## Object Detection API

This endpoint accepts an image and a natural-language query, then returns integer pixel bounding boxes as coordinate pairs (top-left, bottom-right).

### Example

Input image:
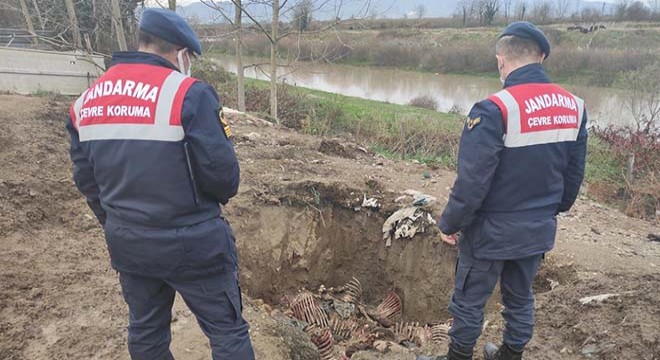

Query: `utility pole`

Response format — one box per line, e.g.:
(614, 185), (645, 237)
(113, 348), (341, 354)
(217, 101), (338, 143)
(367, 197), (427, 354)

(18, 0), (38, 45)
(63, 0), (83, 49)
(111, 0), (128, 50)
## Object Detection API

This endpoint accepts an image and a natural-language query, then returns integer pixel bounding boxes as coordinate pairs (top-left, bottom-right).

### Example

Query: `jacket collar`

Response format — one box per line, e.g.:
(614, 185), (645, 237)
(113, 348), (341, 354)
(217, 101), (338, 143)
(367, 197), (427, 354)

(110, 51), (179, 71)
(503, 63), (551, 88)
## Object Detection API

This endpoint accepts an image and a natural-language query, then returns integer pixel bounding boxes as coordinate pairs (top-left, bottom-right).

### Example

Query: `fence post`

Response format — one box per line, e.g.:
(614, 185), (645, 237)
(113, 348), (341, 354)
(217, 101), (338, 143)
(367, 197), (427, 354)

(624, 152), (635, 206)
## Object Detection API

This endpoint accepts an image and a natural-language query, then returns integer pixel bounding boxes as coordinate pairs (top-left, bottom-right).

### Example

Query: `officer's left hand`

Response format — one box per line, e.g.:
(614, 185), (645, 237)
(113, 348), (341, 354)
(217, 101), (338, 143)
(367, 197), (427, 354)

(440, 232), (458, 246)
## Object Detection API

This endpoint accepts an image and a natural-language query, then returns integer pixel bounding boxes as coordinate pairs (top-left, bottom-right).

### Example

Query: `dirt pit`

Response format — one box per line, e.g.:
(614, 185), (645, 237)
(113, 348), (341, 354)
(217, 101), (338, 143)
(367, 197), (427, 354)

(232, 203), (457, 323)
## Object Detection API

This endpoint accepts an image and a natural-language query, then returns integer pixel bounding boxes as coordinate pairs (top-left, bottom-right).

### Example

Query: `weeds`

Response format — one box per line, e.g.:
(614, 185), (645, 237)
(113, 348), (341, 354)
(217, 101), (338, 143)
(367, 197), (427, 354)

(408, 95), (439, 110)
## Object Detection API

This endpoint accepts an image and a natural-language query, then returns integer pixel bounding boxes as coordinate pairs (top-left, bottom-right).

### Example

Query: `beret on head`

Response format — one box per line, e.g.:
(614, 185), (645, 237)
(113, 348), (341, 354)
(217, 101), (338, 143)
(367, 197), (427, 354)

(499, 21), (551, 59)
(140, 8), (202, 55)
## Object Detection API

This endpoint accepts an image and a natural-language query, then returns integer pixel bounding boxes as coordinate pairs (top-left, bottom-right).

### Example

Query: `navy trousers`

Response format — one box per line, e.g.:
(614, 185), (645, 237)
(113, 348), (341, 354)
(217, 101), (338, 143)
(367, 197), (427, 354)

(118, 270), (255, 360)
(448, 253), (543, 350)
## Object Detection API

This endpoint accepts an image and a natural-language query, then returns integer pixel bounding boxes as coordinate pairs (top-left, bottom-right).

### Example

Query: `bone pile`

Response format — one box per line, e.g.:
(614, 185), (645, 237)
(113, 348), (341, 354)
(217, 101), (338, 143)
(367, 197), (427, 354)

(286, 277), (452, 359)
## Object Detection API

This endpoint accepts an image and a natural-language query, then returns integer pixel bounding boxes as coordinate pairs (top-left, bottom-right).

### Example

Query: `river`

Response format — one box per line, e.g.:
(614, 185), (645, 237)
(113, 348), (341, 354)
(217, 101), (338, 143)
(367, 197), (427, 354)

(213, 54), (638, 128)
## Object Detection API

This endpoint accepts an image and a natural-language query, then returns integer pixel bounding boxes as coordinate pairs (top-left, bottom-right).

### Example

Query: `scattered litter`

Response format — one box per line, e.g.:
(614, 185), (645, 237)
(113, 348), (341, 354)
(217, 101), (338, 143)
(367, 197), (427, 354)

(361, 194), (381, 210)
(579, 293), (620, 305)
(404, 189), (437, 207)
(394, 195), (408, 203)
(244, 132), (262, 142)
(382, 207), (437, 247)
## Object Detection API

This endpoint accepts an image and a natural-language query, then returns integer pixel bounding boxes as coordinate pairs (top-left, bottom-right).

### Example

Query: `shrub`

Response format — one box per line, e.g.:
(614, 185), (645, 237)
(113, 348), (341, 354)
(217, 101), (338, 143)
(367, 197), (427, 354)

(408, 95), (438, 110)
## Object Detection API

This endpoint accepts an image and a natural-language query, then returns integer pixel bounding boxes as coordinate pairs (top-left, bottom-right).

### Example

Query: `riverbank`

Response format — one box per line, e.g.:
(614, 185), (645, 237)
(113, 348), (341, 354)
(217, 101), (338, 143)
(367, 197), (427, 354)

(195, 61), (658, 220)
(203, 22), (660, 88)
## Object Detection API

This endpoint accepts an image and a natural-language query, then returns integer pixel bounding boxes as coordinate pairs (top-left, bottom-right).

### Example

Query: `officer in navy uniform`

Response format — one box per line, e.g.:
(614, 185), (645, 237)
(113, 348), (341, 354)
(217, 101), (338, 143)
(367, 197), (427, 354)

(66, 9), (255, 360)
(418, 22), (588, 360)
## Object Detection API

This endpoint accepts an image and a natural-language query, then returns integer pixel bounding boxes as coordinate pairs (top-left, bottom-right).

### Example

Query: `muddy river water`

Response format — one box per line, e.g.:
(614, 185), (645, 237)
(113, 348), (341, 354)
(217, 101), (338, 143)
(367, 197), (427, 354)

(214, 54), (642, 128)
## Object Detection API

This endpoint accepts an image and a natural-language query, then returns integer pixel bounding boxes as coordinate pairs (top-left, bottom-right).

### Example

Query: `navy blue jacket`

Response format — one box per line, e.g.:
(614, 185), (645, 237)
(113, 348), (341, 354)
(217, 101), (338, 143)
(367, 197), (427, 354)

(439, 64), (587, 260)
(66, 52), (240, 277)
(66, 52), (239, 228)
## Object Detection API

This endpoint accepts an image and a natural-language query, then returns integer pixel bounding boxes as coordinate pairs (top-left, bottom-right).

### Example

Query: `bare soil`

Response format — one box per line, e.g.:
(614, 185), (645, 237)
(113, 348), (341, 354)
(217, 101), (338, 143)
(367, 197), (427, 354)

(0, 94), (658, 360)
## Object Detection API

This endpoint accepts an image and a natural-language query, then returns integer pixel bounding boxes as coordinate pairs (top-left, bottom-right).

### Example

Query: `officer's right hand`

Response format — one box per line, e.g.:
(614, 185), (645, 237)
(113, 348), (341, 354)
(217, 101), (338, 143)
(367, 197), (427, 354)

(440, 232), (458, 246)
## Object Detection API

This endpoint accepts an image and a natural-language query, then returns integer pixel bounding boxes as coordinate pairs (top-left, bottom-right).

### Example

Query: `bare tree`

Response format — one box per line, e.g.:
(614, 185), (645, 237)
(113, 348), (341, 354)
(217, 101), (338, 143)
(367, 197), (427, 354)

(554, 0), (570, 19)
(620, 64), (660, 134)
(480, 0), (499, 25)
(503, 0), (513, 20)
(64, 0), (83, 49)
(516, 0), (528, 20)
(234, 0), (245, 111)
(293, 0), (313, 32)
(531, 1), (552, 23)
(456, 0), (471, 27)
(111, 0), (127, 50)
(168, 0), (176, 11)
(626, 1), (650, 21)
(268, 0), (279, 119)
(17, 0), (37, 45)
(615, 0), (629, 20)
(30, 0), (45, 30)
(415, 4), (427, 19)
(201, 0), (358, 121)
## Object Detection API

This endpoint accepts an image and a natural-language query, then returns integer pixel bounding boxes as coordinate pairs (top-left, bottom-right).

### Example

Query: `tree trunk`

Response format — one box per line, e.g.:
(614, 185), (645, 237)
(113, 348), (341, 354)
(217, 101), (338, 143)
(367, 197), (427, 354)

(168, 0), (176, 11)
(18, 0), (37, 45)
(235, 0), (246, 112)
(111, 0), (128, 51)
(30, 0), (45, 30)
(269, 0), (279, 120)
(63, 0), (83, 49)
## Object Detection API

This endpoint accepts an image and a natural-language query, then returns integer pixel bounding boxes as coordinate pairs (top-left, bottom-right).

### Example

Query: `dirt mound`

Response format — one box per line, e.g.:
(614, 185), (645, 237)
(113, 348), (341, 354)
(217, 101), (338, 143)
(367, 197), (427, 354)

(1, 94), (659, 359)
(532, 273), (660, 359)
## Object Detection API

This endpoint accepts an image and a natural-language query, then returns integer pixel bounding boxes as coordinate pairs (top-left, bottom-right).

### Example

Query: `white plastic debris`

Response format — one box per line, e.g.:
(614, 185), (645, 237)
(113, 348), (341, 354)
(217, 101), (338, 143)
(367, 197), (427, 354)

(579, 293), (620, 305)
(362, 194), (381, 209)
(382, 207), (437, 247)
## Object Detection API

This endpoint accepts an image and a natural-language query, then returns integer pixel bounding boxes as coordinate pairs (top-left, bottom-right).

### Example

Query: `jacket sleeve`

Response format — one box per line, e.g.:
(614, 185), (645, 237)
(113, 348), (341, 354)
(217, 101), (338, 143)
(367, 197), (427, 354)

(66, 117), (106, 226)
(181, 82), (240, 205)
(439, 101), (505, 235)
(558, 109), (588, 213)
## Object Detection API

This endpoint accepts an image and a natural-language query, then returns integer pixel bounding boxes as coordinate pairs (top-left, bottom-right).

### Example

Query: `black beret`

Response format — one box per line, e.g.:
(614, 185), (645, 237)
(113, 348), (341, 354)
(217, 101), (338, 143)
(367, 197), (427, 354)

(140, 8), (202, 55)
(500, 21), (551, 59)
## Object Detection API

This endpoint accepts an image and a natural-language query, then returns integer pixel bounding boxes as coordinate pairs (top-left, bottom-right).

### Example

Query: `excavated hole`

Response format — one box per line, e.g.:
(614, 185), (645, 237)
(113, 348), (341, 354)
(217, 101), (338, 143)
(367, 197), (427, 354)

(233, 204), (575, 323)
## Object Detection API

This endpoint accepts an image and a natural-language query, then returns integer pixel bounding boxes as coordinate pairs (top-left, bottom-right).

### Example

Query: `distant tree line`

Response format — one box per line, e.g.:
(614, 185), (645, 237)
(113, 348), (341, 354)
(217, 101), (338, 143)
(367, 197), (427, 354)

(454, 0), (660, 27)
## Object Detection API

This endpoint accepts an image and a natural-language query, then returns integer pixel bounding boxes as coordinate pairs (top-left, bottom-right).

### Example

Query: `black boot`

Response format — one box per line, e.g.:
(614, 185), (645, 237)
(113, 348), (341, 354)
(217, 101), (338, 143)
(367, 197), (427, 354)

(417, 343), (473, 360)
(483, 342), (524, 360)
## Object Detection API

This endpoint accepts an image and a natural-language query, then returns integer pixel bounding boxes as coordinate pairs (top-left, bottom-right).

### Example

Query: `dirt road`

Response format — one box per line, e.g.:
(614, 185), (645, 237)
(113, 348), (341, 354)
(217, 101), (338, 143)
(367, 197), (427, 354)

(0, 94), (658, 359)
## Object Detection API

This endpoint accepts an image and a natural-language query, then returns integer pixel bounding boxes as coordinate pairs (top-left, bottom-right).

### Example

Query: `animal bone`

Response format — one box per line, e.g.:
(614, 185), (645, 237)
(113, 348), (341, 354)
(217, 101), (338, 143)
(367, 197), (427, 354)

(339, 277), (363, 303)
(310, 327), (335, 360)
(291, 291), (330, 328)
(431, 323), (451, 344)
(330, 315), (359, 342)
(370, 291), (403, 327)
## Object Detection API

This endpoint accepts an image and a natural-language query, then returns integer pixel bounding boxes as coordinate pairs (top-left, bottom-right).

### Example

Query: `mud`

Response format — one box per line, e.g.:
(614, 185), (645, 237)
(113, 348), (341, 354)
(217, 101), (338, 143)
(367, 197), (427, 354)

(0, 94), (659, 359)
